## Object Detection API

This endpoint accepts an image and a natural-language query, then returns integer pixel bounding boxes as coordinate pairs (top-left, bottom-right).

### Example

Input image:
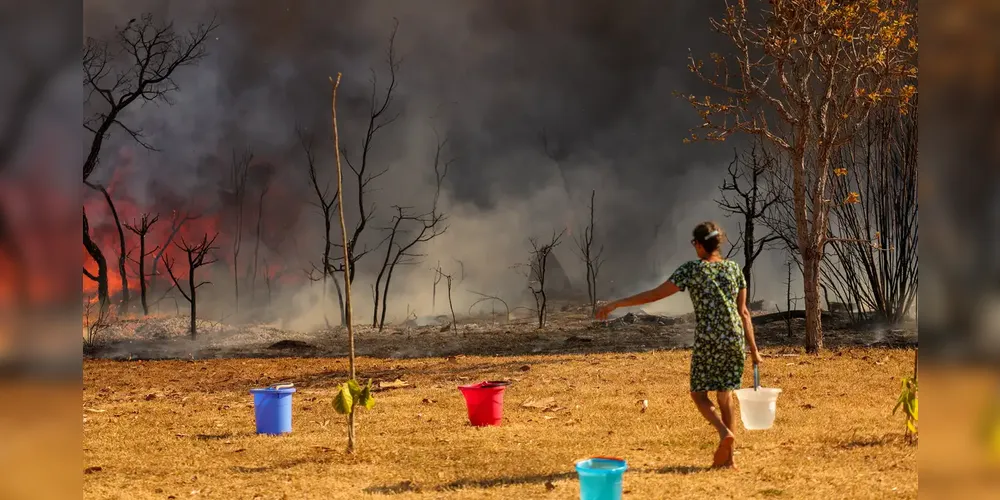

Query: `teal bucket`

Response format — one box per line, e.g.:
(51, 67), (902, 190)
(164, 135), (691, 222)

(575, 457), (627, 500)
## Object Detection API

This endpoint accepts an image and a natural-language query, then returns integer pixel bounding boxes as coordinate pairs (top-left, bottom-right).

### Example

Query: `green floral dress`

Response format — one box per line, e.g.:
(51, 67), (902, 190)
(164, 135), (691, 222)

(668, 259), (747, 392)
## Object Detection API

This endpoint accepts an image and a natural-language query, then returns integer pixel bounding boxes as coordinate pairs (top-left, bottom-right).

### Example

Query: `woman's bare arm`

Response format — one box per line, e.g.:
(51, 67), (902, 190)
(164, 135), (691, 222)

(736, 288), (761, 364)
(609, 280), (681, 310)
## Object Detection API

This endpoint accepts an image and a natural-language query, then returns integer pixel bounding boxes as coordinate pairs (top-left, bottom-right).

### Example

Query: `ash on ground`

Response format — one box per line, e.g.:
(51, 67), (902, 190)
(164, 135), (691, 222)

(84, 304), (917, 361)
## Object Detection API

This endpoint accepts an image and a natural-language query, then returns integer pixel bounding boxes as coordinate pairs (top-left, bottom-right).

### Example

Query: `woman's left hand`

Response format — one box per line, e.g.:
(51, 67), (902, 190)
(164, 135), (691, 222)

(595, 302), (616, 321)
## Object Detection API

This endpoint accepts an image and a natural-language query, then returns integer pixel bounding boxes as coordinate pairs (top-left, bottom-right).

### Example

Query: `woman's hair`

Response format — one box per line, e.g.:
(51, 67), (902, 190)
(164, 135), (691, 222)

(692, 221), (725, 254)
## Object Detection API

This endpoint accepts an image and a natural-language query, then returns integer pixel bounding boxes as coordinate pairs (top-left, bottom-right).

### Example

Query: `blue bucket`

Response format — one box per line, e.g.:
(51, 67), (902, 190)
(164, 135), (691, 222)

(250, 385), (296, 435)
(575, 457), (627, 500)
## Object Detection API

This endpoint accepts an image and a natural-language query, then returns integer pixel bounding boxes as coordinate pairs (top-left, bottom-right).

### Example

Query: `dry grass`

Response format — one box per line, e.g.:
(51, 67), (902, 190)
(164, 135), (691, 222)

(83, 348), (916, 499)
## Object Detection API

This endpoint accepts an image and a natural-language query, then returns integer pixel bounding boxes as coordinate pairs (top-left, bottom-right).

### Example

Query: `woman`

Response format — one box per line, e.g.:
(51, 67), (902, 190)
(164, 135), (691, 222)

(596, 221), (762, 469)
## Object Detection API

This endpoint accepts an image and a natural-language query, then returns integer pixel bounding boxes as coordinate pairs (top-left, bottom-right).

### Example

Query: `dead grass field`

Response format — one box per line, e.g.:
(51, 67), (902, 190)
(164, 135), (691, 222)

(83, 348), (916, 499)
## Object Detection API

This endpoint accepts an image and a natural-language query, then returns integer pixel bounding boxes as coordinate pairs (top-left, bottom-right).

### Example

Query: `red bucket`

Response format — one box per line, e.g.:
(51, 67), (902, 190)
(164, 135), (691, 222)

(458, 381), (510, 426)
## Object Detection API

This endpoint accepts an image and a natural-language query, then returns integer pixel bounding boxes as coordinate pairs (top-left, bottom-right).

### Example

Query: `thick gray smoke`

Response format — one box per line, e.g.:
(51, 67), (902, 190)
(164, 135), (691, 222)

(82, 0), (794, 328)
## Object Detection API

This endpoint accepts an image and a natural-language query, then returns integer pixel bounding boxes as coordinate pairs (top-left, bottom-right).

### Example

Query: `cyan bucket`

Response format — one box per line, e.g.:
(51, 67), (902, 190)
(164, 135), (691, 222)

(575, 457), (627, 500)
(250, 384), (296, 435)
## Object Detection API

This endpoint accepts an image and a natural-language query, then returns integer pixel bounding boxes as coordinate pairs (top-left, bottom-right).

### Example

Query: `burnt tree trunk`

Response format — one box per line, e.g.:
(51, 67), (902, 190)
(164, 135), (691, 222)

(332, 274), (346, 326)
(742, 218), (754, 297)
(83, 209), (109, 307)
(138, 234), (149, 315)
(189, 256), (198, 338)
(97, 186), (130, 311)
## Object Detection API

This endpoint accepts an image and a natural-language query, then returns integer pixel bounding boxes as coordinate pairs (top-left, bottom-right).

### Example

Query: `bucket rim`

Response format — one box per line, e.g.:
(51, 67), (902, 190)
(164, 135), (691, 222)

(735, 387), (782, 394)
(250, 387), (297, 394)
(458, 380), (510, 390)
(575, 456), (628, 472)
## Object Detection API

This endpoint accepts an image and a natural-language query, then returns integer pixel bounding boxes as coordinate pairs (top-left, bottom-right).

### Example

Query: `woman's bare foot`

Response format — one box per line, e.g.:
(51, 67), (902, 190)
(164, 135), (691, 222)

(712, 433), (735, 468)
(722, 446), (737, 470)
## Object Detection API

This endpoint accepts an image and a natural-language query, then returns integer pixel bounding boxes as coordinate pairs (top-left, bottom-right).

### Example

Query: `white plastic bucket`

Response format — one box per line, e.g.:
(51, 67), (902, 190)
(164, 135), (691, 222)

(734, 388), (782, 430)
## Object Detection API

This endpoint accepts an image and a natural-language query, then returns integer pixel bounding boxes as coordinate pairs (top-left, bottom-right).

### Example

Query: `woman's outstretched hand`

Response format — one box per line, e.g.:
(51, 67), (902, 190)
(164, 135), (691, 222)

(750, 350), (763, 366)
(595, 302), (617, 321)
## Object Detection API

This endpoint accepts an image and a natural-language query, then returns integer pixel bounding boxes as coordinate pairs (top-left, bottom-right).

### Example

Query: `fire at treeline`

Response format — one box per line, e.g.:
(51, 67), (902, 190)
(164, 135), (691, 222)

(81, 14), (588, 337)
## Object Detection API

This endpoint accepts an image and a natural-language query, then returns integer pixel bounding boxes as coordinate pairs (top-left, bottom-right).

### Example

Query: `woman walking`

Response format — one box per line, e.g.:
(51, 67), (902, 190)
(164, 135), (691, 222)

(597, 221), (762, 468)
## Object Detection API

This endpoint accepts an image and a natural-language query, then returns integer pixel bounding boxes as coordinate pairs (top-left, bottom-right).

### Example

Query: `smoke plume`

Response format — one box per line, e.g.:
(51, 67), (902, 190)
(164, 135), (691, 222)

(81, 0), (793, 328)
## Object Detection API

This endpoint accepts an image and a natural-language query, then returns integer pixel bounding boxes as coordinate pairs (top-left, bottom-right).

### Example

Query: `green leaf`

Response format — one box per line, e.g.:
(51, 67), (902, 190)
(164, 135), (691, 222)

(347, 379), (363, 399)
(358, 379), (375, 410)
(893, 393), (905, 414)
(906, 419), (916, 434)
(333, 383), (354, 415)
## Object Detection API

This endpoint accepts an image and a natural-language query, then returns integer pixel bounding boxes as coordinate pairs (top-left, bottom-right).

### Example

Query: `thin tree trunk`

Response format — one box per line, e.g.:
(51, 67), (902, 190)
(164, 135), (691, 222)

(785, 262), (793, 338)
(189, 261), (198, 339)
(331, 73), (356, 454)
(332, 275), (346, 326)
(802, 247), (823, 353)
(250, 183), (269, 310)
(447, 276), (456, 332)
(138, 236), (149, 315)
(378, 253), (403, 330)
(743, 219), (754, 298)
(347, 408), (356, 454)
(97, 186), (129, 311)
(83, 209), (110, 307)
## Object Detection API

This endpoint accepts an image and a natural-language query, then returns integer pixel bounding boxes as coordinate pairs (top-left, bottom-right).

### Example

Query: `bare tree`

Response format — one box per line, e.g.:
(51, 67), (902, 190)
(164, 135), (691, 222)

(716, 144), (782, 298)
(149, 210), (197, 301)
(434, 268), (458, 332)
(372, 135), (450, 330)
(330, 72), (366, 454)
(124, 213), (160, 316)
(249, 171), (272, 310)
(336, 20), (401, 286)
(300, 128), (346, 326)
(163, 233), (219, 339)
(83, 183), (131, 312)
(82, 13), (219, 307)
(432, 260), (443, 314)
(683, 0), (917, 352)
(526, 230), (566, 329)
(764, 106), (916, 325)
(823, 106), (918, 324)
(573, 190), (605, 316)
(373, 206), (447, 330)
(227, 149), (252, 314)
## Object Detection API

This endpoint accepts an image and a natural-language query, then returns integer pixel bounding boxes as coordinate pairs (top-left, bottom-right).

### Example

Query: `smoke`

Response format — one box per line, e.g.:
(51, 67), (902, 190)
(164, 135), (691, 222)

(82, 0), (801, 330)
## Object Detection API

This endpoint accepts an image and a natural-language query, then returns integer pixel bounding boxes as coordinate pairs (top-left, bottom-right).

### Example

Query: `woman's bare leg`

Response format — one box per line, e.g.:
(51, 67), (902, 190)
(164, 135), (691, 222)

(716, 391), (736, 434)
(716, 391), (737, 467)
(690, 391), (730, 439)
(691, 391), (736, 468)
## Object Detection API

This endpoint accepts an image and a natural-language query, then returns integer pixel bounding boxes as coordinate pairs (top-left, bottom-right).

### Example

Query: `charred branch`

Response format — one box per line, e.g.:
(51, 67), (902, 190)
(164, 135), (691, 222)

(228, 148), (252, 314)
(337, 19), (401, 286)
(526, 230), (566, 328)
(123, 212), (160, 316)
(573, 190), (605, 316)
(716, 143), (783, 298)
(163, 232), (219, 339)
(83, 13), (219, 182)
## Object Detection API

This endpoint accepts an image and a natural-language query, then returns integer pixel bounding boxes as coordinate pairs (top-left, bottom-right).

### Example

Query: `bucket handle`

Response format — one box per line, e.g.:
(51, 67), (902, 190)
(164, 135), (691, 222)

(753, 365), (760, 391)
(270, 382), (295, 390)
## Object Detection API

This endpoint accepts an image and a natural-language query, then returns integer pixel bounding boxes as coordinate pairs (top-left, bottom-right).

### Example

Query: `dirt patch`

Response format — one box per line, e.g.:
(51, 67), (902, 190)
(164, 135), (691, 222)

(83, 348), (917, 499)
